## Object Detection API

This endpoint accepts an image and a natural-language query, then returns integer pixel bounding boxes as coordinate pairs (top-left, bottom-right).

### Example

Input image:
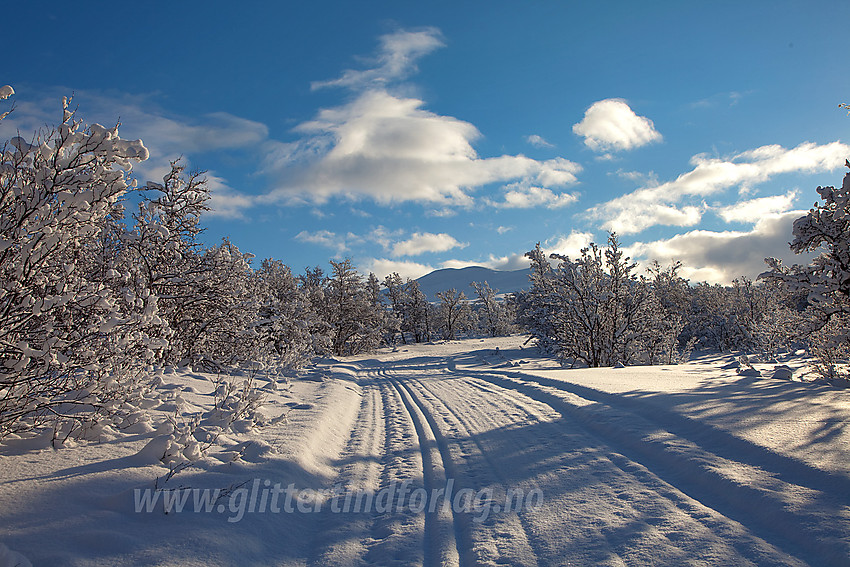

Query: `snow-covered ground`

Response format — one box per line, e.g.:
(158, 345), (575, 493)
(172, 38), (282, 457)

(1, 336), (848, 566)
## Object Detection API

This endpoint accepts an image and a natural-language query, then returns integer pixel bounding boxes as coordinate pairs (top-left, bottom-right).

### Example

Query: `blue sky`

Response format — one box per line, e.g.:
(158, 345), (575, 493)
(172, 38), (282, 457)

(3, 1), (849, 283)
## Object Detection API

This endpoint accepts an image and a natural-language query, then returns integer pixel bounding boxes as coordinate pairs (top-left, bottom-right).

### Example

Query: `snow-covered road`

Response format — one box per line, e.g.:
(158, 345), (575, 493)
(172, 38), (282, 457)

(326, 341), (849, 567)
(2, 336), (849, 566)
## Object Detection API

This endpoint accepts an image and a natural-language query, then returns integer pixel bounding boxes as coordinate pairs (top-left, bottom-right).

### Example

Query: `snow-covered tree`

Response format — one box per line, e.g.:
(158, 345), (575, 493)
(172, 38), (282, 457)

(514, 243), (559, 354)
(402, 279), (433, 343)
(298, 266), (333, 355)
(762, 164), (850, 381)
(0, 92), (160, 435)
(517, 234), (661, 367)
(171, 238), (257, 366)
(762, 165), (850, 317)
(471, 281), (514, 337)
(252, 259), (315, 368)
(643, 261), (695, 364)
(123, 162), (257, 368)
(435, 288), (474, 340)
(326, 259), (383, 356)
(382, 272), (407, 344)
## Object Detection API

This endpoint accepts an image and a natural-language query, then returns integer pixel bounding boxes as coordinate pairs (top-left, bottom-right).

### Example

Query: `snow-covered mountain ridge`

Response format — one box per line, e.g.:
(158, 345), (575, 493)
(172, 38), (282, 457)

(415, 266), (531, 301)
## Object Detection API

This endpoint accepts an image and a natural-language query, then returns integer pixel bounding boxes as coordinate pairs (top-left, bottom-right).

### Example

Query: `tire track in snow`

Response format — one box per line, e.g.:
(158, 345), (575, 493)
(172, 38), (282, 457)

(468, 367), (846, 567)
(407, 374), (547, 567)
(310, 379), (385, 566)
(395, 359), (777, 565)
(384, 368), (469, 567)
(361, 373), (429, 566)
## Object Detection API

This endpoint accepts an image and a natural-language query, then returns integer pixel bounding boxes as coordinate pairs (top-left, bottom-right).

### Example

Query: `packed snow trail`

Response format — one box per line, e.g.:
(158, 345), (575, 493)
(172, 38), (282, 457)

(332, 340), (849, 567)
(2, 336), (849, 566)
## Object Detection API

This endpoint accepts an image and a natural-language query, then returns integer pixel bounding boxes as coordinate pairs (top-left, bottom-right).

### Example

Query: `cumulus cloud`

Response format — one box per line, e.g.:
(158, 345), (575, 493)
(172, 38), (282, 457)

(360, 258), (435, 280)
(572, 99), (661, 153)
(260, 89), (582, 206)
(716, 191), (798, 223)
(627, 211), (815, 284)
(392, 232), (466, 257)
(486, 181), (579, 209)
(294, 230), (348, 254)
(588, 141), (850, 234)
(525, 134), (554, 148)
(542, 231), (596, 259)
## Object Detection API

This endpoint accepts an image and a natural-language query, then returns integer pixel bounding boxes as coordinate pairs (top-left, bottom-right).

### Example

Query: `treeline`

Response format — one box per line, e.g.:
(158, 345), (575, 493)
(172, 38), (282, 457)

(514, 235), (807, 368)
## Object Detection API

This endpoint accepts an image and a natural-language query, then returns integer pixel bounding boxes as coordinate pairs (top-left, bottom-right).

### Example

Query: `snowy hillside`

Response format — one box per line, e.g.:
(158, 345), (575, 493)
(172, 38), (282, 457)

(1, 336), (848, 566)
(415, 266), (531, 301)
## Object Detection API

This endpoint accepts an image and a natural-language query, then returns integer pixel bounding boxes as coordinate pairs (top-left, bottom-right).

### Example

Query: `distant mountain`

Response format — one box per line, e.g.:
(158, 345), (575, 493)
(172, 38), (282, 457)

(415, 266), (531, 301)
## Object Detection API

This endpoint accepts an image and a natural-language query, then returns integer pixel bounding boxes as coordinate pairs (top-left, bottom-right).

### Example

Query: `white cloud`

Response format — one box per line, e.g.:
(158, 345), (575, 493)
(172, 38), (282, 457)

(294, 225), (408, 258)
(261, 89), (582, 206)
(294, 230), (348, 254)
(588, 141), (850, 234)
(525, 134), (554, 148)
(425, 208), (459, 218)
(496, 226), (512, 234)
(5, 31), (586, 217)
(204, 174), (256, 219)
(360, 258), (435, 280)
(311, 28), (444, 91)
(487, 182), (579, 209)
(439, 230), (595, 273)
(365, 226), (404, 251)
(597, 203), (705, 235)
(542, 231), (596, 259)
(627, 211), (814, 284)
(716, 190), (798, 223)
(392, 232), (466, 257)
(258, 28), (582, 208)
(572, 99), (661, 153)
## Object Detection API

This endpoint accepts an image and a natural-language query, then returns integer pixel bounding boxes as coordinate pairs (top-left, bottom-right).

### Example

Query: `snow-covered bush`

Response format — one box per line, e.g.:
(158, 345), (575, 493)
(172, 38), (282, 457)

(514, 242), (559, 355)
(123, 162), (259, 368)
(402, 279), (435, 343)
(382, 272), (408, 344)
(642, 261), (695, 365)
(0, 90), (312, 438)
(297, 266), (334, 355)
(0, 91), (166, 436)
(517, 234), (661, 367)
